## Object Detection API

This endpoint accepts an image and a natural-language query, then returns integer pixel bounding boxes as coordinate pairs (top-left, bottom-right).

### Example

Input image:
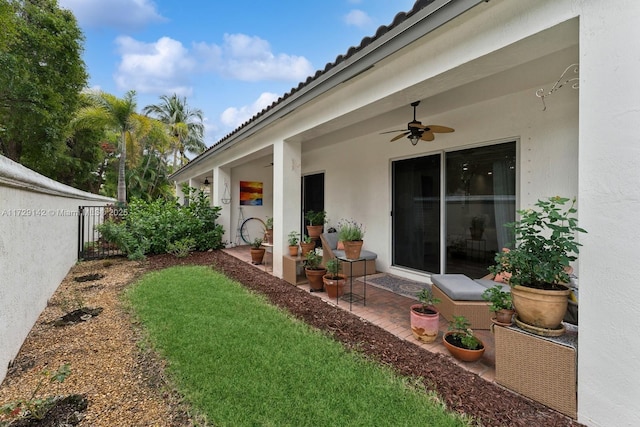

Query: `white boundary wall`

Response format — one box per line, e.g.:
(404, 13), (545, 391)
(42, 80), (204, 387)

(0, 155), (114, 383)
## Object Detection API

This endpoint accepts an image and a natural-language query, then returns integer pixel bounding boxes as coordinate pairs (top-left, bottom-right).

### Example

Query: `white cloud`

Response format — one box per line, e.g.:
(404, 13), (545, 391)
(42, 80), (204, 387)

(344, 9), (373, 28)
(220, 92), (280, 129)
(114, 36), (195, 96)
(59, 0), (166, 31)
(194, 33), (314, 82)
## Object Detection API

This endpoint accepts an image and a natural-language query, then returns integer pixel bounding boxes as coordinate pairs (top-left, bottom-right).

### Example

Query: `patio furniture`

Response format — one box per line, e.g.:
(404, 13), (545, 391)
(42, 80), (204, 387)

(320, 232), (376, 278)
(430, 274), (510, 330)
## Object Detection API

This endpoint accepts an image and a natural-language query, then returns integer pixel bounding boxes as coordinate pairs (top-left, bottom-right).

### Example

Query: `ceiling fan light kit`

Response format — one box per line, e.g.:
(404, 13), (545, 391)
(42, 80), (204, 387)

(382, 100), (454, 145)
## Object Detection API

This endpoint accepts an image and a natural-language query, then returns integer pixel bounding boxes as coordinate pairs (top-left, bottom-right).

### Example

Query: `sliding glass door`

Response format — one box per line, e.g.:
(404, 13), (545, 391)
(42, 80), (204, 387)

(392, 142), (516, 277)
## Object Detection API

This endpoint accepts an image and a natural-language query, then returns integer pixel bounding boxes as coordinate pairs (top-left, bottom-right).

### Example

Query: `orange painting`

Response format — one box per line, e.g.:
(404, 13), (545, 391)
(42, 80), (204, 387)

(239, 181), (263, 206)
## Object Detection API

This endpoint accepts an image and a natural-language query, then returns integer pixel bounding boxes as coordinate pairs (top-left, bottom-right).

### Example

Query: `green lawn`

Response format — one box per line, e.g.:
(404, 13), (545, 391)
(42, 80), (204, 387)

(126, 265), (471, 427)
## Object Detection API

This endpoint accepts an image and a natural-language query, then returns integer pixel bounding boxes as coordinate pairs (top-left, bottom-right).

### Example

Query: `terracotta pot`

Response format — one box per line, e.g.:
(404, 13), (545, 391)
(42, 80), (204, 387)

(511, 284), (570, 332)
(288, 245), (299, 257)
(306, 225), (323, 240)
(410, 304), (440, 343)
(264, 229), (273, 244)
(494, 308), (515, 325)
(300, 242), (316, 257)
(442, 332), (485, 362)
(342, 240), (363, 260)
(305, 268), (326, 292)
(250, 248), (265, 265)
(323, 274), (346, 298)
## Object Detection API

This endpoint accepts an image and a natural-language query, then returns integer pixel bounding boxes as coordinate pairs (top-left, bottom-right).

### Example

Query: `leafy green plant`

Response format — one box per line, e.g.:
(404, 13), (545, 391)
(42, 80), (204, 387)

(167, 237), (196, 258)
(304, 210), (327, 226)
(337, 219), (365, 241)
(481, 285), (513, 312)
(489, 196), (586, 288)
(0, 364), (71, 421)
(250, 238), (263, 249)
(447, 316), (481, 350)
(304, 250), (323, 270)
(265, 216), (274, 230)
(417, 288), (440, 311)
(301, 235), (312, 244)
(59, 288), (85, 315)
(324, 258), (341, 278)
(287, 231), (300, 246)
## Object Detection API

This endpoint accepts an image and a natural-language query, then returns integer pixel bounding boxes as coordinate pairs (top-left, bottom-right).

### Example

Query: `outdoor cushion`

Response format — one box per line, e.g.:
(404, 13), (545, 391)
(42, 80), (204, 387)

(430, 274), (486, 301)
(333, 249), (377, 261)
(474, 279), (511, 293)
(323, 232), (339, 250)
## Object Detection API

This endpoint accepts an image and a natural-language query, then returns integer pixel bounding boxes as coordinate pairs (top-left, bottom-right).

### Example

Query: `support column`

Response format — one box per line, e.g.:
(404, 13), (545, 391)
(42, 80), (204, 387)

(213, 167), (233, 247)
(272, 139), (302, 278)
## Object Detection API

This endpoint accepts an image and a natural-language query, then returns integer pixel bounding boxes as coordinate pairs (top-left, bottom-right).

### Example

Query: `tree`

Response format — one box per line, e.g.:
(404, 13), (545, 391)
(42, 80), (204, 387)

(0, 0), (87, 175)
(143, 94), (206, 169)
(73, 90), (138, 203)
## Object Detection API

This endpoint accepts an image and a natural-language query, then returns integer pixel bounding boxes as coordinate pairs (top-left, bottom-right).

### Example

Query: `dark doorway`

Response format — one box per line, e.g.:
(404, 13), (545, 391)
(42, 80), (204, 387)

(302, 173), (324, 237)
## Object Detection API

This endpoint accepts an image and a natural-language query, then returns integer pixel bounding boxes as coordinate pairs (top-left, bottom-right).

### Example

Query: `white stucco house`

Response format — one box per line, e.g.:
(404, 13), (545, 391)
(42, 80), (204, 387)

(170, 1), (640, 425)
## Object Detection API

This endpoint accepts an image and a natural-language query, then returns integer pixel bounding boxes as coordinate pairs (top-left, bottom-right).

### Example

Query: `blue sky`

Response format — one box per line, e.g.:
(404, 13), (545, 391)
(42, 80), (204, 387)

(58, 0), (416, 146)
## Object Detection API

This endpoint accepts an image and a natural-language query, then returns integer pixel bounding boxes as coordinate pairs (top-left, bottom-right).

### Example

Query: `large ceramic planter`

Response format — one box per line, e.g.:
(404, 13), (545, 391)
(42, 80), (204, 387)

(323, 274), (346, 298)
(410, 304), (440, 343)
(443, 332), (485, 362)
(305, 268), (326, 292)
(306, 225), (323, 240)
(250, 248), (265, 265)
(300, 242), (316, 257)
(342, 240), (363, 260)
(511, 284), (570, 333)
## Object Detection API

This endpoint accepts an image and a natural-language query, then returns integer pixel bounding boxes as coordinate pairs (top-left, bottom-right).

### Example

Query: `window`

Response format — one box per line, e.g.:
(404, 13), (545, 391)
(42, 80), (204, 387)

(392, 142), (516, 277)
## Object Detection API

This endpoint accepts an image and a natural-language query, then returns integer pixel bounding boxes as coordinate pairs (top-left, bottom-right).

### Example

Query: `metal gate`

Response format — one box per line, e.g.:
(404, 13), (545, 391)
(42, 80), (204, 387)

(78, 205), (124, 260)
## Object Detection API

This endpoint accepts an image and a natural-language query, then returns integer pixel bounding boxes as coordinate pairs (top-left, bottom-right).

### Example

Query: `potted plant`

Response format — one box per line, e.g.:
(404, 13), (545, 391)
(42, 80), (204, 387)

(489, 196), (586, 336)
(304, 249), (326, 292)
(337, 219), (365, 260)
(299, 235), (315, 257)
(470, 215), (485, 240)
(442, 315), (485, 362)
(481, 285), (515, 325)
(287, 231), (300, 256)
(410, 288), (441, 343)
(304, 210), (327, 240)
(264, 216), (274, 244)
(322, 258), (345, 298)
(250, 238), (265, 265)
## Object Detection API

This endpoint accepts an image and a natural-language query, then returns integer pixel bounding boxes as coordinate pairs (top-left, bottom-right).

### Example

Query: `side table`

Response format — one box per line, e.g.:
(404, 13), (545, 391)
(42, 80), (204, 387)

(337, 256), (367, 310)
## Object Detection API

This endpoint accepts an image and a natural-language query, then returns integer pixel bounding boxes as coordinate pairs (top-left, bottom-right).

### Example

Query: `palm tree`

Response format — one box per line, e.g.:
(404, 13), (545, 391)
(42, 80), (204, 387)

(73, 90), (138, 203)
(143, 94), (206, 169)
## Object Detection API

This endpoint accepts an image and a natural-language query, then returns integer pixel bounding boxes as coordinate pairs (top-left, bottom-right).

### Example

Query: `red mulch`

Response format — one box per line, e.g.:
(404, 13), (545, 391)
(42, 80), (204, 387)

(147, 250), (583, 427)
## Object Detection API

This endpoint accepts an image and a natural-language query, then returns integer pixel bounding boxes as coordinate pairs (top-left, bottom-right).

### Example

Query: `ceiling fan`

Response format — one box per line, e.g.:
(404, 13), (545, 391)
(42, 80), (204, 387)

(381, 101), (454, 145)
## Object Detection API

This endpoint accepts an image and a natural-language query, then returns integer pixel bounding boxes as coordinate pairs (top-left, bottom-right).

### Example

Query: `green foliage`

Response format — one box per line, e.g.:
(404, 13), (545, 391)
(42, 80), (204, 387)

(337, 218), (365, 241)
(417, 288), (440, 310)
(265, 216), (273, 230)
(304, 210), (327, 226)
(250, 238), (263, 249)
(301, 235), (312, 244)
(0, 0), (87, 176)
(167, 237), (196, 258)
(304, 250), (323, 270)
(287, 231), (300, 246)
(0, 364), (71, 421)
(325, 258), (341, 277)
(448, 316), (481, 350)
(489, 196), (586, 287)
(96, 189), (224, 259)
(481, 285), (513, 312)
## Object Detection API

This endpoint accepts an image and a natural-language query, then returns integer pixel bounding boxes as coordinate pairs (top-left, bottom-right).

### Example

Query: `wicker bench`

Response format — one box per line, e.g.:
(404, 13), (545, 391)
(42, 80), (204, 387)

(430, 274), (509, 330)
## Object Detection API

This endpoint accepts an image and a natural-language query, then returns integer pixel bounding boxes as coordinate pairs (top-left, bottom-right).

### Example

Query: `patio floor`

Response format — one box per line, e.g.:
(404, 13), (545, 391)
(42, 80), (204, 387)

(222, 245), (496, 383)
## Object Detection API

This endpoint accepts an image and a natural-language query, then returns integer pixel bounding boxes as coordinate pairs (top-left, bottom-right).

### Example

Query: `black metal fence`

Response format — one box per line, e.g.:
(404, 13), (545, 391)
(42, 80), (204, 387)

(77, 205), (125, 260)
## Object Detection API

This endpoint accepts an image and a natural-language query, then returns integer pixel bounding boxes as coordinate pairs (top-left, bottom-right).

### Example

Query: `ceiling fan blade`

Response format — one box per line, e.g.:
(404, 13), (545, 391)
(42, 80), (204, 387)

(380, 129), (407, 134)
(427, 125), (454, 133)
(390, 132), (409, 142)
(408, 122), (426, 129)
(421, 131), (435, 141)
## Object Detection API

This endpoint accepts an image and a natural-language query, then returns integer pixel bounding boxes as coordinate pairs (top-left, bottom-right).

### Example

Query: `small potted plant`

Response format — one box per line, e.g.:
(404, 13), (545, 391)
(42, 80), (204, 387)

(442, 315), (485, 362)
(481, 285), (515, 325)
(287, 231), (300, 256)
(264, 216), (274, 244)
(489, 196), (586, 335)
(304, 249), (326, 292)
(322, 258), (345, 298)
(337, 219), (365, 260)
(299, 235), (315, 257)
(410, 288), (441, 343)
(304, 210), (327, 240)
(250, 238), (265, 265)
